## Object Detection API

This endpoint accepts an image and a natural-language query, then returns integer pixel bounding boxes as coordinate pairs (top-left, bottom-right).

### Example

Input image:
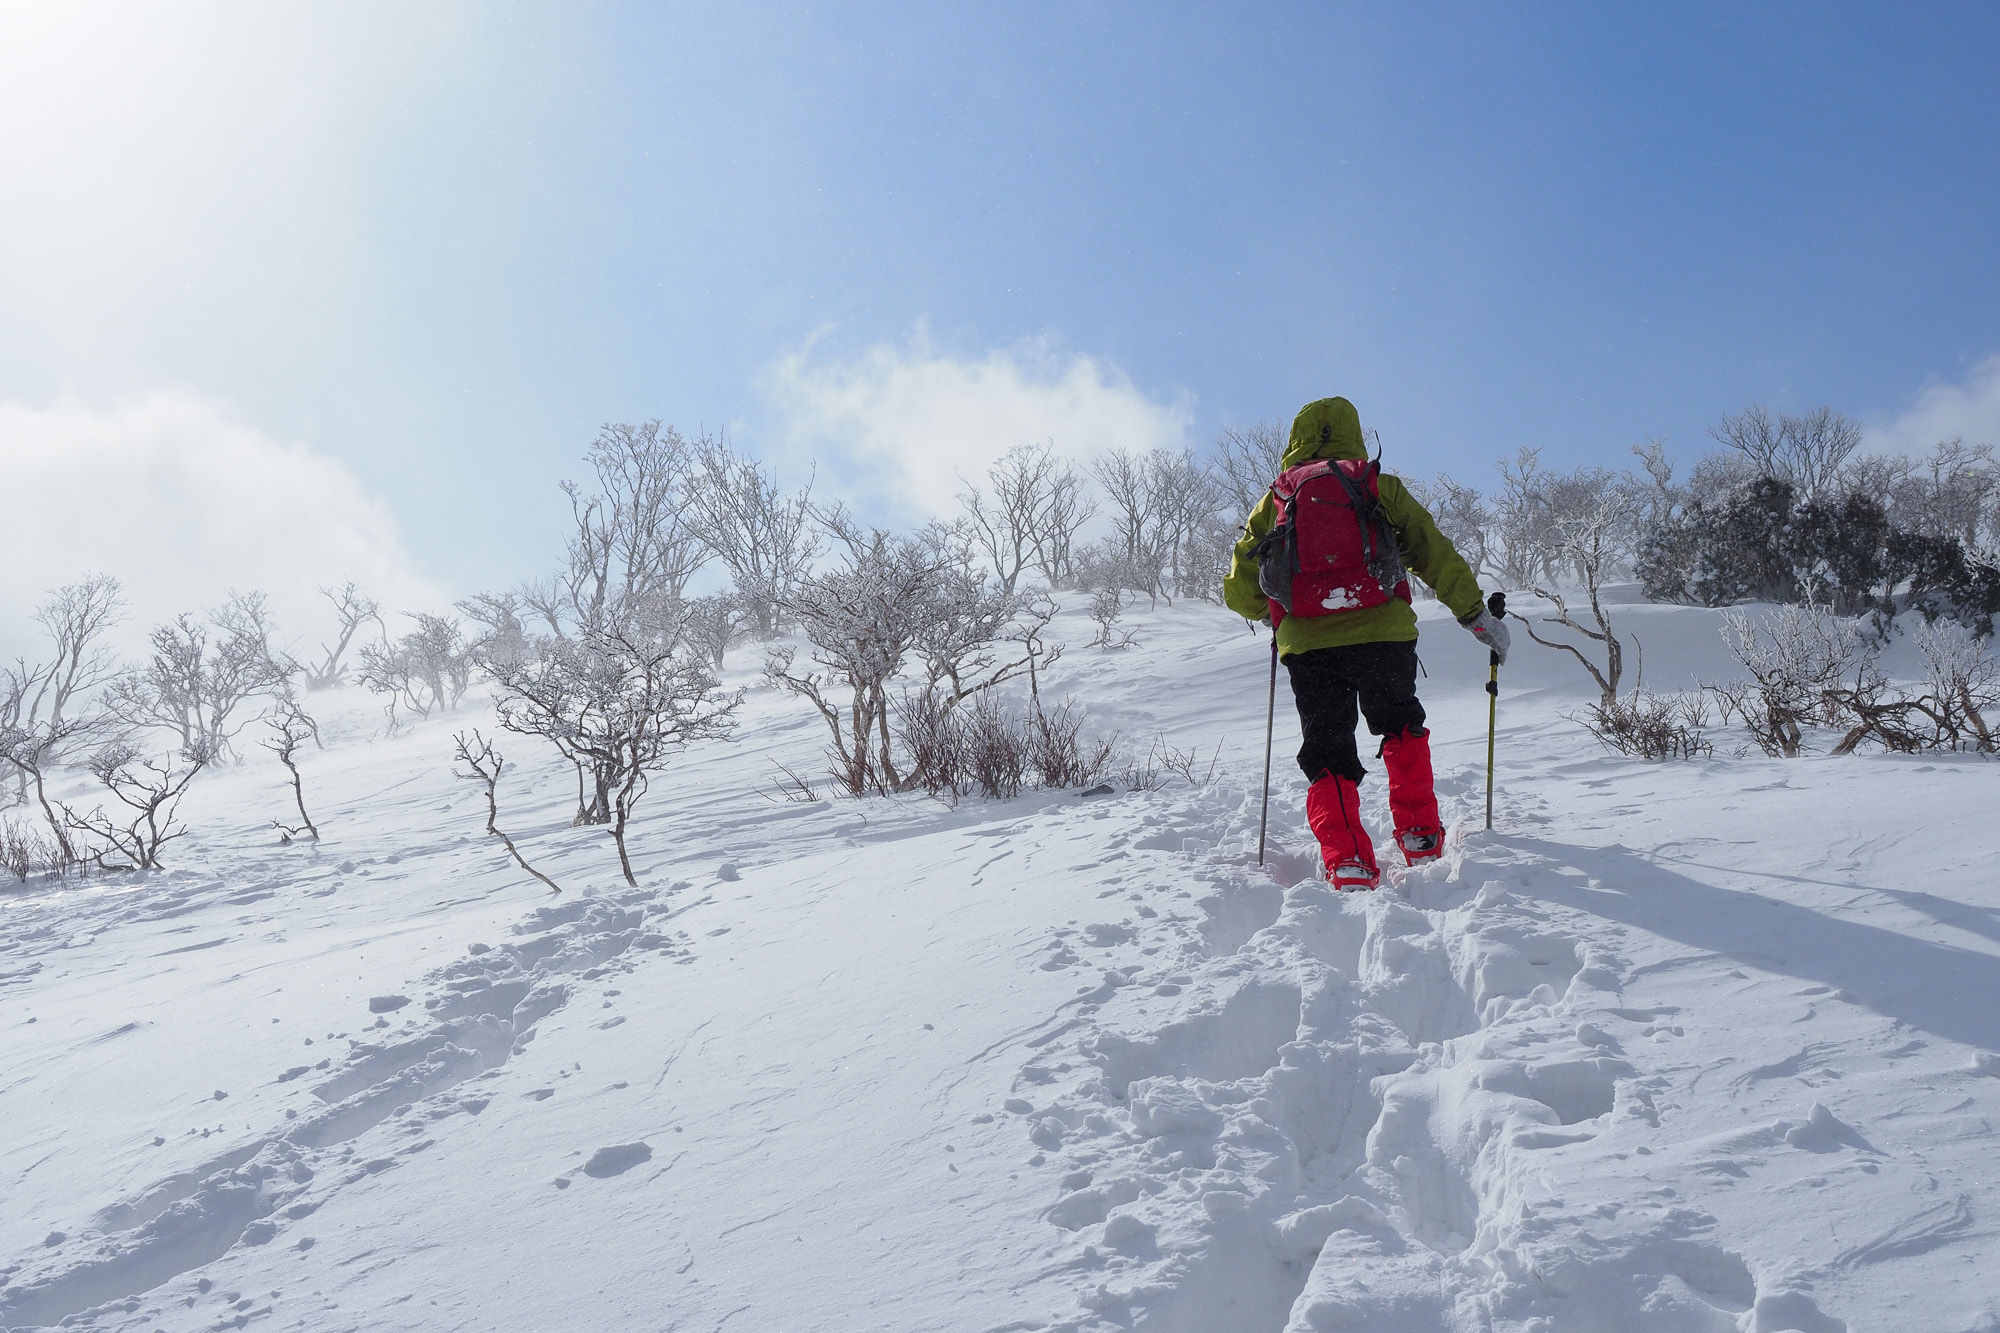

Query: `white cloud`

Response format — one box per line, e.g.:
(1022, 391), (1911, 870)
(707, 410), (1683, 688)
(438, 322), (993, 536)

(0, 391), (443, 658)
(1867, 354), (2000, 458)
(763, 329), (1194, 523)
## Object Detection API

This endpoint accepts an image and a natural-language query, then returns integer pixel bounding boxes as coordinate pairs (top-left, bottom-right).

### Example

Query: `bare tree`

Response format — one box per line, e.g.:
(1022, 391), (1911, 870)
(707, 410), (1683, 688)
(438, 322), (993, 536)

(1879, 438), (1999, 552)
(1405, 473), (1497, 590)
(682, 592), (747, 671)
(1491, 448), (1561, 588)
(1710, 405), (1863, 506)
(7, 576), (128, 728)
(691, 435), (819, 637)
(1710, 605), (1861, 757)
(1511, 485), (1639, 707)
(357, 613), (476, 724)
(910, 522), (1053, 709)
(768, 511), (1052, 795)
(1085, 446), (1230, 604)
(2, 578), (128, 834)
(458, 592), (533, 674)
(1073, 533), (1168, 608)
(63, 739), (212, 871)
(959, 443), (1098, 593)
(304, 582), (384, 690)
(1212, 422), (1288, 517)
(105, 593), (287, 761)
(768, 518), (960, 796)
(1090, 448), (1164, 601)
(452, 730), (562, 894)
(546, 421), (712, 633)
(1029, 452), (1097, 589)
(0, 712), (98, 869)
(263, 698), (321, 841)
(490, 621), (737, 884)
(1147, 447), (1226, 602)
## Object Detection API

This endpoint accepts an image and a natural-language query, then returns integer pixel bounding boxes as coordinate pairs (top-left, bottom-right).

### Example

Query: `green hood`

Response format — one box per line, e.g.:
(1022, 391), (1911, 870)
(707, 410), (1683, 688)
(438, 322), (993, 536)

(1283, 397), (1367, 467)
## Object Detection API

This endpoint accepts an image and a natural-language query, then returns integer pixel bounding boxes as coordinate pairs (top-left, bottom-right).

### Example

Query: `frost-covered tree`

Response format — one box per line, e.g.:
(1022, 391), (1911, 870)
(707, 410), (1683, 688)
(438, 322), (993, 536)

(959, 443), (1096, 594)
(1090, 448), (1166, 601)
(1086, 446), (1228, 604)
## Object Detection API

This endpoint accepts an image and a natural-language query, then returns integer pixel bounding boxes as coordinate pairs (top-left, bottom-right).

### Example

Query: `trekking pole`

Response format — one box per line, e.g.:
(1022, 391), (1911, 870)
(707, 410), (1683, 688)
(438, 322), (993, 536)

(1257, 631), (1278, 865)
(1484, 591), (1506, 831)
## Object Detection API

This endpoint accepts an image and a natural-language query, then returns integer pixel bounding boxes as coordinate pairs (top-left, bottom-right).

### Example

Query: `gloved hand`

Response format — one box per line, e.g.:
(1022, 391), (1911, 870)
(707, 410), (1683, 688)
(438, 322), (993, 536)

(1460, 604), (1511, 665)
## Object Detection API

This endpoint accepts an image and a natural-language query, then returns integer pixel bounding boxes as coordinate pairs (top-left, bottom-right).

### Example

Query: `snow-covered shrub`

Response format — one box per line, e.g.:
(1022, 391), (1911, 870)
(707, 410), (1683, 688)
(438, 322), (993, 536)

(1582, 689), (1714, 760)
(1882, 529), (2000, 636)
(1637, 475), (1797, 607)
(0, 815), (68, 882)
(1087, 588), (1138, 651)
(1919, 620), (1999, 750)
(771, 513), (1054, 796)
(1825, 622), (1999, 755)
(1710, 605), (1861, 757)
(1026, 699), (1117, 790)
(894, 691), (1112, 802)
(961, 692), (1031, 800)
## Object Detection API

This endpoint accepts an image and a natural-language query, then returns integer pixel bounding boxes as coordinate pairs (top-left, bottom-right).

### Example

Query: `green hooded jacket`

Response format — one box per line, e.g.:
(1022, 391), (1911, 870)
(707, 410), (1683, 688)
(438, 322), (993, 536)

(1223, 397), (1484, 656)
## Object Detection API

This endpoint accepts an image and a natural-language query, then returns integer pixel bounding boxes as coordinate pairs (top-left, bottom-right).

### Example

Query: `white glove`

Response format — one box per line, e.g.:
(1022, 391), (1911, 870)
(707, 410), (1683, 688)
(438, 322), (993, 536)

(1461, 605), (1511, 665)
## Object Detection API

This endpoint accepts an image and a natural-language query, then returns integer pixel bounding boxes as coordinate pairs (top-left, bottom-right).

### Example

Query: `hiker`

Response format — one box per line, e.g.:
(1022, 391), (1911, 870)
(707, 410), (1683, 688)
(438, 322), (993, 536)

(1223, 396), (1509, 890)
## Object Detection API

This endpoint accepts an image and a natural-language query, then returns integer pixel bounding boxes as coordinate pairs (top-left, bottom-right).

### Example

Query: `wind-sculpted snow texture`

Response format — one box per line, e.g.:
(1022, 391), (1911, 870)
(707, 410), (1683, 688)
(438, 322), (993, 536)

(3, 595), (1999, 1332)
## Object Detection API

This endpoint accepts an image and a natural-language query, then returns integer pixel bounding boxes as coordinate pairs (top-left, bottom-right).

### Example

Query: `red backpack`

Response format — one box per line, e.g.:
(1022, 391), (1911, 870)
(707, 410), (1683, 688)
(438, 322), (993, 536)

(1249, 458), (1410, 617)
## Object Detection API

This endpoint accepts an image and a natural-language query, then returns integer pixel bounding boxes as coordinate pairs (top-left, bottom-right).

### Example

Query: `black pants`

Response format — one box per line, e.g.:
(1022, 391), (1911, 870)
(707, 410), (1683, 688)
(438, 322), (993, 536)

(1284, 640), (1426, 785)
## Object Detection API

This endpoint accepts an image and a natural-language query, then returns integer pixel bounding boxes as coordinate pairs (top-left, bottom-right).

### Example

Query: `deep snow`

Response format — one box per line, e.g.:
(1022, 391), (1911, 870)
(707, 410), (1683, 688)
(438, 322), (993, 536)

(4, 595), (1998, 1332)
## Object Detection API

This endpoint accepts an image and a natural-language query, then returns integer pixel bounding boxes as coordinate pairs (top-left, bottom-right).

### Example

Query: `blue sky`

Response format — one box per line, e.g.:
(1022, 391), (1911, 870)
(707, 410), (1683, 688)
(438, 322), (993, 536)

(3, 1), (1999, 619)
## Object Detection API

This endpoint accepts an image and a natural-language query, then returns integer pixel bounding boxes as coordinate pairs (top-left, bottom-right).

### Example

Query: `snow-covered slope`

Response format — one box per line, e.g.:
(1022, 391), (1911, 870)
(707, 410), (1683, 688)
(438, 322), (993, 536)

(4, 597), (1998, 1332)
